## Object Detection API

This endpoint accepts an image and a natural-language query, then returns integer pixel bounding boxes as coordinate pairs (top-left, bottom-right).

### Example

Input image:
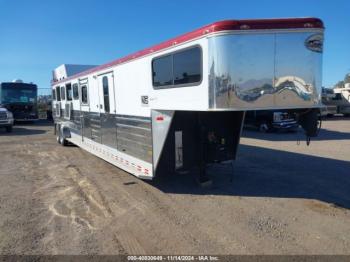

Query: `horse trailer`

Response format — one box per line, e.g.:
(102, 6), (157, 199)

(52, 18), (324, 182)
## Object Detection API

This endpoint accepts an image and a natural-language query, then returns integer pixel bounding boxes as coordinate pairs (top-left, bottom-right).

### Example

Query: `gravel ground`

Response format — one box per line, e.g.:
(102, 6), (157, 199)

(0, 118), (349, 255)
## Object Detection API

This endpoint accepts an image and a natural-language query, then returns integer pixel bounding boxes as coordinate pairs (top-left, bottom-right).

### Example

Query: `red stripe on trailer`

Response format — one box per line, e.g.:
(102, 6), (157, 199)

(51, 18), (323, 85)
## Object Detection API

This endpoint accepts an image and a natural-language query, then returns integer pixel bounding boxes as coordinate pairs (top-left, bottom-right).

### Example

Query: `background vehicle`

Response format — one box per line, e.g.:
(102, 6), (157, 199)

(334, 84), (350, 116)
(321, 85), (350, 117)
(0, 107), (14, 132)
(0, 80), (38, 121)
(245, 110), (298, 132)
(321, 87), (338, 117)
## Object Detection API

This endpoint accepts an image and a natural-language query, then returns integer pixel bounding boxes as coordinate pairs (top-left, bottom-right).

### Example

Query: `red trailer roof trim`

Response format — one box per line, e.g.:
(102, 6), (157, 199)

(52, 18), (324, 85)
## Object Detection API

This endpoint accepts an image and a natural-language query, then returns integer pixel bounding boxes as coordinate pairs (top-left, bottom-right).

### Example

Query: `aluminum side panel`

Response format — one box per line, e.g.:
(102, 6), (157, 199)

(55, 111), (153, 164)
(208, 31), (323, 110)
(151, 110), (174, 170)
(116, 115), (152, 163)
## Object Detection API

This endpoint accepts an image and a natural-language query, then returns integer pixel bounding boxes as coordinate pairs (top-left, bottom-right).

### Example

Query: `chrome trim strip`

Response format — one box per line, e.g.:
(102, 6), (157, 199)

(117, 136), (152, 148)
(116, 123), (151, 131)
(116, 116), (150, 123)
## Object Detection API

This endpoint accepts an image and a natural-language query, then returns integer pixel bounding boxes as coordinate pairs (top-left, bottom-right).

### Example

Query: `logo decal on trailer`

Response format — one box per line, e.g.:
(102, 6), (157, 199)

(305, 33), (323, 53)
(141, 95), (149, 106)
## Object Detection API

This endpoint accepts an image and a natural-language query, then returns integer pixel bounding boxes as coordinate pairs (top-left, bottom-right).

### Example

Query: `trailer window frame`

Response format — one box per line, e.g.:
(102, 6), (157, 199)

(55, 86), (61, 101)
(102, 76), (110, 113)
(152, 45), (203, 89)
(72, 83), (79, 100)
(52, 88), (56, 100)
(81, 84), (89, 105)
(60, 86), (65, 100)
(65, 83), (72, 101)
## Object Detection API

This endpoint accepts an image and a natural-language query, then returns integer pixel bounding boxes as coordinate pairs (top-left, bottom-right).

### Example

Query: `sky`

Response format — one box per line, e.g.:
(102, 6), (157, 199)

(0, 0), (349, 95)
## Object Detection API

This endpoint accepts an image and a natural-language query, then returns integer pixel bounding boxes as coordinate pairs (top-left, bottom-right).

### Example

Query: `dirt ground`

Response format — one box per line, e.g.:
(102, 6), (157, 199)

(0, 118), (349, 255)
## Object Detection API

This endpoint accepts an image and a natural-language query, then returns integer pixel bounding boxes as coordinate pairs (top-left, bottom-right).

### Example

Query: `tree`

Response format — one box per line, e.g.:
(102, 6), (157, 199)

(344, 73), (350, 84)
(334, 80), (345, 89)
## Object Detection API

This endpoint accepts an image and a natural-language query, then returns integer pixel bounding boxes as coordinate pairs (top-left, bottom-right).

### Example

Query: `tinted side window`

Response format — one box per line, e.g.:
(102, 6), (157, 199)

(73, 84), (79, 100)
(152, 46), (202, 89)
(56, 86), (61, 101)
(152, 55), (173, 88)
(66, 84), (72, 101)
(81, 85), (88, 104)
(173, 47), (201, 85)
(60, 86), (66, 100)
(102, 76), (110, 112)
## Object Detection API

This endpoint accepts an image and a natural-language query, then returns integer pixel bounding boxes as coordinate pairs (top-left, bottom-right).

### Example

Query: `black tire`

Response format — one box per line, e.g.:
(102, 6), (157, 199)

(6, 126), (13, 133)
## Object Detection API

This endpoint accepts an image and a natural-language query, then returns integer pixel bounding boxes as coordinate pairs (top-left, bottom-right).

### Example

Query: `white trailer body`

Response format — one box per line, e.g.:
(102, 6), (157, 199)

(51, 18), (324, 180)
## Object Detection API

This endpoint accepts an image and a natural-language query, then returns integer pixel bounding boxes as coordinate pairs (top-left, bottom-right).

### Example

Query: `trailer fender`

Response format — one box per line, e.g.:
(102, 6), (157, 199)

(56, 124), (71, 139)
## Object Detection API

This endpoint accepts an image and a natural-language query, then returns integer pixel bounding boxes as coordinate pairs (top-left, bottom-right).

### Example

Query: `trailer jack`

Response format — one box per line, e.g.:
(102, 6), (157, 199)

(298, 108), (322, 146)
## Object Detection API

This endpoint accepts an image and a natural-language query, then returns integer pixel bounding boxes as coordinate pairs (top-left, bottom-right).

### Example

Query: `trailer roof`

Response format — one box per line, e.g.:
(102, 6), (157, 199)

(52, 17), (324, 85)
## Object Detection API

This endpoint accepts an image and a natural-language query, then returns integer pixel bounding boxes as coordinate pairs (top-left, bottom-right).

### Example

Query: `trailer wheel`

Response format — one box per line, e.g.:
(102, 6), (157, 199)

(57, 126), (68, 146)
(56, 134), (61, 144)
(59, 135), (68, 146)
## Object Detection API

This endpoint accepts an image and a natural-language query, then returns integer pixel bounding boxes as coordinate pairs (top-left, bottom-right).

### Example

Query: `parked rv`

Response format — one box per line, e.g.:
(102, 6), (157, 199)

(245, 110), (298, 132)
(51, 18), (324, 182)
(0, 107), (14, 132)
(0, 80), (38, 121)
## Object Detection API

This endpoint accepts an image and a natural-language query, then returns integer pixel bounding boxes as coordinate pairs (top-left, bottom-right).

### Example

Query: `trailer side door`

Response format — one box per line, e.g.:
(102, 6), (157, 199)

(97, 72), (117, 147)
